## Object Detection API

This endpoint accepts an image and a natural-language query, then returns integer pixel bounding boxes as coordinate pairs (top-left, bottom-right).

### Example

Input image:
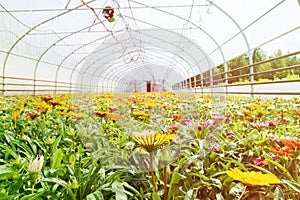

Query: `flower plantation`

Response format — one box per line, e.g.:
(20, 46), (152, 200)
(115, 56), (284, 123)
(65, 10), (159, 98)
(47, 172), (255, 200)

(0, 92), (299, 199)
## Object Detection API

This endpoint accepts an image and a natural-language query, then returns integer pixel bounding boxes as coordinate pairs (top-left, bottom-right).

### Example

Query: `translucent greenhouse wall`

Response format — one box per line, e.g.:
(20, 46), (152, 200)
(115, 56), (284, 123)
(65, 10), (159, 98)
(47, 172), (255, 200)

(0, 0), (300, 95)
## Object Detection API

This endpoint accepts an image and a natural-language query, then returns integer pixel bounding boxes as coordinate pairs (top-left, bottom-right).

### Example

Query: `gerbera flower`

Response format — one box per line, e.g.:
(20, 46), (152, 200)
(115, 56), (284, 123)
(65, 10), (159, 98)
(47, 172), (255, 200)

(26, 113), (40, 119)
(166, 124), (180, 131)
(226, 168), (280, 186)
(107, 113), (123, 121)
(270, 146), (293, 156)
(280, 139), (300, 149)
(179, 119), (191, 124)
(95, 111), (108, 117)
(253, 110), (267, 117)
(172, 115), (182, 120)
(40, 96), (53, 102)
(108, 107), (118, 112)
(132, 111), (150, 117)
(132, 133), (176, 152)
(292, 109), (300, 115)
(12, 111), (20, 121)
(48, 101), (62, 106)
(145, 101), (157, 108)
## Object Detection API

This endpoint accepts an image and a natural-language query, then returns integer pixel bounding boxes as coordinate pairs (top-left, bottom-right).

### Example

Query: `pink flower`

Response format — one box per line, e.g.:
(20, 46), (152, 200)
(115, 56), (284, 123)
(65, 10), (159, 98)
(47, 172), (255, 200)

(179, 119), (191, 124)
(211, 143), (221, 152)
(108, 107), (118, 112)
(211, 115), (228, 121)
(166, 124), (180, 131)
(224, 130), (235, 139)
(201, 121), (211, 128)
(197, 125), (203, 131)
(250, 122), (269, 129)
(150, 115), (160, 120)
(252, 157), (268, 167)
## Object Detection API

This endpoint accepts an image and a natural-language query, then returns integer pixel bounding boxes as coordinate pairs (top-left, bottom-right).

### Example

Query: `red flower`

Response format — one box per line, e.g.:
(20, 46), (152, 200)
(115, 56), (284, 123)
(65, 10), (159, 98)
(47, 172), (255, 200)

(48, 101), (62, 106)
(94, 111), (108, 117)
(41, 96), (53, 102)
(172, 115), (182, 120)
(26, 113), (40, 119)
(108, 107), (118, 112)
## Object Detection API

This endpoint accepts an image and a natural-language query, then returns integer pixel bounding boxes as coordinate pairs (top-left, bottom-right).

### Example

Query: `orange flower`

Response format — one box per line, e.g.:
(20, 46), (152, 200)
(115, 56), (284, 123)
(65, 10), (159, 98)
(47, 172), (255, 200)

(241, 110), (251, 116)
(280, 139), (300, 150)
(172, 115), (182, 120)
(274, 112), (288, 117)
(270, 146), (293, 156)
(292, 109), (300, 115)
(244, 117), (258, 122)
(107, 113), (123, 121)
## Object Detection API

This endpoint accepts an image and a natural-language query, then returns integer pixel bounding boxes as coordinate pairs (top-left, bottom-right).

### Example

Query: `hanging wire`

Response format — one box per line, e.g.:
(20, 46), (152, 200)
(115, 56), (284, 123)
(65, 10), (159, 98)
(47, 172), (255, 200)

(81, 0), (136, 65)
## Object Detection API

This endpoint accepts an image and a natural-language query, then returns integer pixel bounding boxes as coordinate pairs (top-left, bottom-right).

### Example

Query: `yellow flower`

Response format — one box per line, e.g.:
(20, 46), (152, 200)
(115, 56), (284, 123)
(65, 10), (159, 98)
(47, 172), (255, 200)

(132, 111), (150, 117)
(132, 133), (176, 152)
(145, 101), (157, 107)
(246, 104), (259, 109)
(68, 112), (88, 119)
(253, 110), (267, 116)
(226, 168), (280, 186)
(12, 111), (20, 121)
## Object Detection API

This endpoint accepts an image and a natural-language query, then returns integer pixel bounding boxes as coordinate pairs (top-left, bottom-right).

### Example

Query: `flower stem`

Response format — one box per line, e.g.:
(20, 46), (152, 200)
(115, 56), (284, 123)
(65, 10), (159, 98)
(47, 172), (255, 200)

(163, 166), (168, 200)
(32, 184), (35, 194)
(149, 151), (157, 192)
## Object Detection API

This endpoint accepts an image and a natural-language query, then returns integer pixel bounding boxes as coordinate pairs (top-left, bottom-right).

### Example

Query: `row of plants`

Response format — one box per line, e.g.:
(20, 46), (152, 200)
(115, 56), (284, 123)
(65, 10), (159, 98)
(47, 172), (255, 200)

(0, 92), (299, 199)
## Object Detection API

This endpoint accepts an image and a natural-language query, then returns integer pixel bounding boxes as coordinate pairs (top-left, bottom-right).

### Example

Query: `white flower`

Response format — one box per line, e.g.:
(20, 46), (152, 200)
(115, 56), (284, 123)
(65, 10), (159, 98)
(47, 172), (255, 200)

(28, 155), (44, 174)
(99, 168), (105, 179)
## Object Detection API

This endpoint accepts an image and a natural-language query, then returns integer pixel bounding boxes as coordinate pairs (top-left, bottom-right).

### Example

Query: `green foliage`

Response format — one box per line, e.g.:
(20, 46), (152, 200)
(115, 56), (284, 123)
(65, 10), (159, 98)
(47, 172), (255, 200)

(0, 93), (299, 199)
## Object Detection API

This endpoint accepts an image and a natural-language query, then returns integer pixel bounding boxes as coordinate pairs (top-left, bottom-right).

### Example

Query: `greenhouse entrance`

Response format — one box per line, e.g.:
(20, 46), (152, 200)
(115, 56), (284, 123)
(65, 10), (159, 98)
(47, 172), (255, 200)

(0, 1), (300, 199)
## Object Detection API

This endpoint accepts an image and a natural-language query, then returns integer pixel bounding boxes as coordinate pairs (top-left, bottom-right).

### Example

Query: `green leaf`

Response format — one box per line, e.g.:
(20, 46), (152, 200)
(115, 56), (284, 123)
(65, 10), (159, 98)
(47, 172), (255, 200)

(52, 135), (62, 152)
(0, 144), (18, 159)
(20, 191), (45, 200)
(111, 182), (128, 200)
(51, 148), (63, 169)
(281, 179), (300, 193)
(184, 189), (195, 200)
(274, 186), (284, 200)
(170, 172), (186, 185)
(0, 165), (17, 180)
(43, 177), (75, 200)
(229, 183), (245, 197)
(69, 154), (76, 163)
(152, 192), (161, 200)
(0, 192), (13, 200)
(210, 178), (222, 189)
(216, 193), (225, 200)
(264, 156), (294, 181)
(168, 172), (186, 199)
(86, 191), (104, 200)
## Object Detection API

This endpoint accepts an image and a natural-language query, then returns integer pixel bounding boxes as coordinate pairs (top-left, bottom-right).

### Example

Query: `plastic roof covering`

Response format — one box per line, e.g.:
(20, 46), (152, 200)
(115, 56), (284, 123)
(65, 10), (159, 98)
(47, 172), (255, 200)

(0, 0), (300, 93)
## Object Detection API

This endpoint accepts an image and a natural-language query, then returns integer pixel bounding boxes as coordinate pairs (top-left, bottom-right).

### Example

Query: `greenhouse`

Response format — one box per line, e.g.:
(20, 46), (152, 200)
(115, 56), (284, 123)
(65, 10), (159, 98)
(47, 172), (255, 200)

(0, 0), (300, 199)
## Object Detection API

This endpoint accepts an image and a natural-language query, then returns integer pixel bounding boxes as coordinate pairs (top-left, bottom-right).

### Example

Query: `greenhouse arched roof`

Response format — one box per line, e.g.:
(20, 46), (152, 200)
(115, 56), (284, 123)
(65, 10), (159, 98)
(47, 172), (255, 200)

(0, 0), (299, 93)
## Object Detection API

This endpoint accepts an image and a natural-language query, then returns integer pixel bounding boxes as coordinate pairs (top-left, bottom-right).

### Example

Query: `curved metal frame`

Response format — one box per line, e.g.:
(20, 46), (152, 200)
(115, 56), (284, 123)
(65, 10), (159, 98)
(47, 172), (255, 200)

(1, 0), (298, 94)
